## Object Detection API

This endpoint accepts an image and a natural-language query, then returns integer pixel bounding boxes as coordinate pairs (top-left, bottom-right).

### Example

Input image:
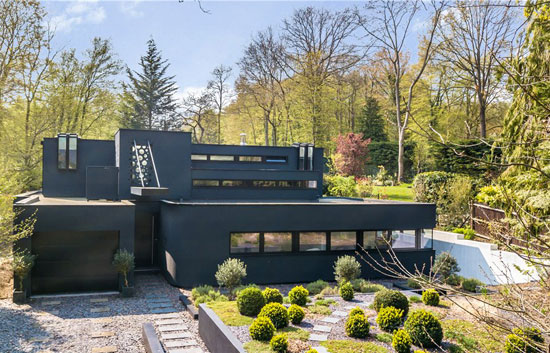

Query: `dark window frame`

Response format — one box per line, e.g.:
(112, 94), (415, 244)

(192, 179), (317, 190)
(190, 154), (288, 164)
(57, 133), (78, 171)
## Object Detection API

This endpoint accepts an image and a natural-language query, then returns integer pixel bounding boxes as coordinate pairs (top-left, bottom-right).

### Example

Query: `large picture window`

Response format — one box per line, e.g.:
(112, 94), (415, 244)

(264, 232), (292, 252)
(230, 233), (260, 253)
(363, 230), (390, 249)
(390, 230), (416, 249)
(299, 232), (326, 251)
(330, 231), (356, 250)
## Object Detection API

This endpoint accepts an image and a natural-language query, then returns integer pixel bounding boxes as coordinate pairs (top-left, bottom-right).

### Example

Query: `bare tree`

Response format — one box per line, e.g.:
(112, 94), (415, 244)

(435, 0), (517, 138)
(207, 64), (233, 144)
(237, 28), (287, 146)
(357, 0), (446, 183)
(182, 90), (215, 143)
(281, 7), (365, 144)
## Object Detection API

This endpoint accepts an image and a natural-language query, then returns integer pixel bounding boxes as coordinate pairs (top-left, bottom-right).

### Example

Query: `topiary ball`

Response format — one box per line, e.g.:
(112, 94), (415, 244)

(349, 306), (365, 318)
(421, 289), (440, 306)
(258, 302), (289, 329)
(288, 304), (305, 325)
(339, 282), (354, 301)
(263, 287), (284, 304)
(288, 285), (309, 306)
(392, 329), (412, 353)
(505, 327), (545, 353)
(376, 306), (404, 332)
(270, 333), (288, 353)
(237, 287), (266, 316)
(404, 309), (443, 348)
(374, 289), (409, 316)
(345, 313), (370, 338)
(306, 349), (319, 353)
(249, 316), (275, 341)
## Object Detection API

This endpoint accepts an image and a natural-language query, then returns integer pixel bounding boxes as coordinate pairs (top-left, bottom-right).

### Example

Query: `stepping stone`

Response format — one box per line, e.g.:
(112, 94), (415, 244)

(321, 317), (340, 324)
(148, 302), (173, 309)
(145, 294), (165, 298)
(164, 340), (198, 348)
(311, 347), (329, 353)
(168, 349), (204, 353)
(158, 324), (187, 332)
(91, 307), (110, 313)
(156, 313), (180, 319)
(147, 298), (171, 303)
(156, 319), (184, 325)
(91, 298), (108, 303)
(48, 310), (59, 315)
(29, 337), (48, 343)
(151, 308), (177, 314)
(332, 310), (347, 317)
(43, 301), (60, 306)
(309, 334), (328, 341)
(313, 325), (331, 333)
(91, 331), (115, 338)
(162, 332), (193, 340)
(91, 347), (117, 353)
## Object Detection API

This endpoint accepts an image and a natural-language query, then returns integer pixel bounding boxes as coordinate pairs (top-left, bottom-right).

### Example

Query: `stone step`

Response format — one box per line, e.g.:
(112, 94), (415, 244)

(91, 347), (117, 353)
(161, 332), (193, 340)
(147, 298), (172, 303)
(164, 340), (198, 348)
(42, 301), (61, 306)
(91, 331), (115, 338)
(156, 313), (180, 319)
(309, 334), (328, 341)
(90, 307), (110, 313)
(332, 310), (347, 317)
(90, 298), (109, 303)
(148, 302), (173, 309)
(321, 317), (340, 324)
(151, 308), (177, 314)
(168, 348), (204, 353)
(312, 325), (331, 333)
(156, 319), (184, 325)
(158, 324), (187, 332)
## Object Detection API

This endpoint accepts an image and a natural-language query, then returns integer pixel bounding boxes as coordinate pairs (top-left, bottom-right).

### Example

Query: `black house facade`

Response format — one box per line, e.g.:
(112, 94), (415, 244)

(14, 129), (436, 295)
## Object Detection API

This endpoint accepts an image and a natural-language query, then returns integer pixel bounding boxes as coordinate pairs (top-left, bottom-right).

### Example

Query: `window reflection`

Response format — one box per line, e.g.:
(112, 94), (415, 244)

(264, 232), (292, 252)
(299, 232), (326, 251)
(331, 231), (356, 250)
(230, 233), (260, 253)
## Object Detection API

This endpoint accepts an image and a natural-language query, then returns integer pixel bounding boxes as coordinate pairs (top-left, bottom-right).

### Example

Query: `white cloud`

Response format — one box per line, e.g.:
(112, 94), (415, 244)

(177, 86), (208, 101)
(120, 1), (144, 18)
(50, 0), (106, 33)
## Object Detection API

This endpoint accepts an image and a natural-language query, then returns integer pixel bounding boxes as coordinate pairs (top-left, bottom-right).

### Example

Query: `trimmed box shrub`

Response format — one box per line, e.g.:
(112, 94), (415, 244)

(306, 349), (318, 353)
(392, 329), (412, 353)
(258, 302), (289, 329)
(288, 304), (305, 325)
(237, 287), (265, 316)
(249, 317), (275, 341)
(404, 309), (443, 348)
(374, 289), (409, 316)
(422, 289), (440, 306)
(376, 306), (404, 332)
(345, 313), (370, 338)
(288, 285), (309, 306)
(505, 327), (544, 353)
(263, 287), (283, 304)
(270, 334), (288, 353)
(349, 306), (365, 318)
(306, 280), (329, 295)
(339, 282), (354, 301)
(333, 255), (361, 283)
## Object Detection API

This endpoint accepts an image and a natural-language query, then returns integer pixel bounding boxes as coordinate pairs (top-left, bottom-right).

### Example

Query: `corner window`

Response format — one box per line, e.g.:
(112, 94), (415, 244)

(391, 230), (416, 249)
(363, 230), (390, 249)
(264, 232), (292, 252)
(330, 231), (356, 250)
(230, 233), (260, 253)
(299, 232), (326, 251)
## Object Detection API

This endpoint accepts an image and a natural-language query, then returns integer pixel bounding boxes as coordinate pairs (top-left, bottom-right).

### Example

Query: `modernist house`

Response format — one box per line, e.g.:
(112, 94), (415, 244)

(14, 129), (436, 295)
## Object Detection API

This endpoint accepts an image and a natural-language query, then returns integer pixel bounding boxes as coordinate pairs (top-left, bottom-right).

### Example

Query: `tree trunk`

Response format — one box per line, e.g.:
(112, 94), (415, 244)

(397, 130), (405, 184)
(479, 94), (487, 138)
(264, 111), (269, 146)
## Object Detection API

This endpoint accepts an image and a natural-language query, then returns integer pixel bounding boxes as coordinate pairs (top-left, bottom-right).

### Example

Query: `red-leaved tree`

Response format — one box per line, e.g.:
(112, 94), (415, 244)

(333, 133), (371, 177)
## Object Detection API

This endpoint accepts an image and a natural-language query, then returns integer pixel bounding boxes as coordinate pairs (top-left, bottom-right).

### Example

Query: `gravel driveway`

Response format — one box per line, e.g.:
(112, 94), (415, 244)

(0, 273), (207, 353)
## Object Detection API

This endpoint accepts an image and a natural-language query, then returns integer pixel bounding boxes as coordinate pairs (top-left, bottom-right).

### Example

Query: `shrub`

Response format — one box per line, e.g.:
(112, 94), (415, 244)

(376, 306), (404, 332)
(191, 285), (214, 300)
(453, 227), (476, 240)
(422, 289), (440, 306)
(351, 278), (385, 293)
(356, 177), (374, 197)
(392, 329), (412, 353)
(409, 295), (421, 303)
(333, 255), (361, 283)
(288, 304), (305, 325)
(433, 251), (460, 281)
(306, 280), (329, 295)
(324, 174), (357, 197)
(345, 313), (370, 338)
(320, 286), (339, 296)
(288, 286), (309, 306)
(270, 334), (288, 353)
(462, 278), (484, 293)
(258, 302), (289, 329)
(237, 287), (265, 316)
(339, 282), (354, 301)
(194, 290), (228, 308)
(315, 298), (336, 307)
(446, 274), (464, 287)
(234, 283), (259, 296)
(249, 317), (275, 341)
(407, 278), (422, 289)
(215, 258), (247, 296)
(404, 309), (443, 348)
(12, 250), (37, 291)
(306, 349), (318, 353)
(112, 249), (134, 288)
(349, 307), (365, 318)
(374, 290), (409, 316)
(504, 327), (544, 353)
(263, 287), (283, 304)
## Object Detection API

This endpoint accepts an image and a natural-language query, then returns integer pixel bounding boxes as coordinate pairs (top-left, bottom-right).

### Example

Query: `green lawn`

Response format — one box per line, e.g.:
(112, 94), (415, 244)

(371, 183), (414, 202)
(321, 340), (389, 353)
(207, 301), (253, 326)
(442, 319), (504, 352)
(243, 326), (310, 352)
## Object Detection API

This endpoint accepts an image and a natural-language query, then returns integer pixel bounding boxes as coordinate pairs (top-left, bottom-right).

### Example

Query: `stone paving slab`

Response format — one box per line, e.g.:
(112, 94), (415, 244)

(91, 347), (117, 353)
(164, 340), (198, 348)
(151, 308), (177, 314)
(156, 319), (184, 325)
(312, 325), (331, 333)
(168, 348), (204, 353)
(90, 298), (109, 303)
(42, 301), (61, 306)
(90, 307), (110, 313)
(147, 298), (172, 303)
(158, 324), (187, 332)
(161, 332), (194, 340)
(309, 334), (328, 341)
(321, 317), (340, 324)
(91, 331), (115, 338)
(148, 302), (173, 309)
(156, 313), (180, 319)
(332, 310), (347, 317)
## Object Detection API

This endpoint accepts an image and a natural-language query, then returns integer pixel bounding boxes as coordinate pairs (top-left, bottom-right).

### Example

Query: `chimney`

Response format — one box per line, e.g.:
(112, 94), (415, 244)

(240, 133), (247, 146)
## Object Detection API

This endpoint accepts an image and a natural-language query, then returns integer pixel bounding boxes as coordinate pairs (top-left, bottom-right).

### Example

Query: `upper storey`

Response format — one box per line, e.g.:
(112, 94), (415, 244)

(42, 129), (324, 201)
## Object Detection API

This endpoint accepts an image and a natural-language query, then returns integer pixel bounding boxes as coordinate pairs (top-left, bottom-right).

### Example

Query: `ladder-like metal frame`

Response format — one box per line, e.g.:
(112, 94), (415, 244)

(147, 140), (161, 187)
(133, 139), (145, 187)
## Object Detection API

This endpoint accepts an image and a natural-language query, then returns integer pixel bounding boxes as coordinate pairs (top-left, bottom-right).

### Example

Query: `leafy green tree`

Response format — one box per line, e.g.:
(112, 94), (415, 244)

(357, 97), (387, 142)
(122, 38), (180, 131)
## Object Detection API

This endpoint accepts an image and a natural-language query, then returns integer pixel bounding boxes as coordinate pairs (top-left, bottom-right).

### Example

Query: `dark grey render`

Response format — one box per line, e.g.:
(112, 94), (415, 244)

(14, 129), (435, 295)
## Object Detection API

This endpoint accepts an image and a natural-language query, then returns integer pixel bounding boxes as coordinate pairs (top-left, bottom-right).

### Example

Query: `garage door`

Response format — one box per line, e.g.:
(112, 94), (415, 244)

(31, 231), (119, 294)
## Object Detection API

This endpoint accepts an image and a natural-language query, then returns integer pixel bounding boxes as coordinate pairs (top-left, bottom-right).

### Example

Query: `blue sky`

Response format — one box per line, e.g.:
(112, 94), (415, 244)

(43, 1), (424, 98)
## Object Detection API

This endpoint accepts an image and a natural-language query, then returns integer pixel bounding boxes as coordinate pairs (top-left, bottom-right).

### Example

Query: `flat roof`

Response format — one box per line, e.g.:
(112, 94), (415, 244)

(162, 197), (429, 206)
(15, 194), (134, 207)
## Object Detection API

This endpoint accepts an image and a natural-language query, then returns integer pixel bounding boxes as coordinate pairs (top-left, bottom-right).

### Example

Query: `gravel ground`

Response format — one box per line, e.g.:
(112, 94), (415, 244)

(0, 273), (208, 353)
